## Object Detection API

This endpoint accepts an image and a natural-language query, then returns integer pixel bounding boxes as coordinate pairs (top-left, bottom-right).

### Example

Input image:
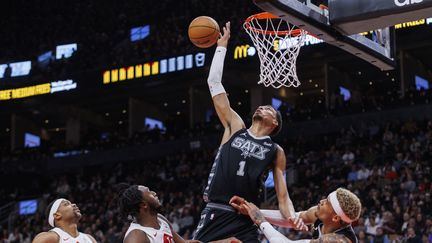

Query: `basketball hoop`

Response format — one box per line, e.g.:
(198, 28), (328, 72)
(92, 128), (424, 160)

(244, 12), (308, 88)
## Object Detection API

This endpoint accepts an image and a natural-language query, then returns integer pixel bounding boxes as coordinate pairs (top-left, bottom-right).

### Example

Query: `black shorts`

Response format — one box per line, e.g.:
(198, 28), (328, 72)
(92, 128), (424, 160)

(193, 202), (260, 243)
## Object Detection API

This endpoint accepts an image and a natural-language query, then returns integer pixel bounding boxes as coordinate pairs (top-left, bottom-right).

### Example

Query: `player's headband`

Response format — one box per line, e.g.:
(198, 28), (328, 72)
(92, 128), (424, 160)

(328, 191), (353, 223)
(48, 198), (65, 227)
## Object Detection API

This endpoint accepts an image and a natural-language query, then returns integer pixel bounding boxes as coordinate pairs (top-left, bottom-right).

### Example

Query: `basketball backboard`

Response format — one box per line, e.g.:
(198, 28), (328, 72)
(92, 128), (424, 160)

(329, 0), (432, 35)
(252, 0), (431, 70)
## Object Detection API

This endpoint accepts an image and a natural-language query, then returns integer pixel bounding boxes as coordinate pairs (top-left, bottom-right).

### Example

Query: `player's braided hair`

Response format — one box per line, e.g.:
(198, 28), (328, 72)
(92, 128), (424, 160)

(115, 183), (143, 221)
(336, 188), (362, 222)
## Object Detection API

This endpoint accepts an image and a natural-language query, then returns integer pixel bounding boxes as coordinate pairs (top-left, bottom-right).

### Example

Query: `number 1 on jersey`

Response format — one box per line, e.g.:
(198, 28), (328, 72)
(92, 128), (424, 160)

(236, 161), (246, 176)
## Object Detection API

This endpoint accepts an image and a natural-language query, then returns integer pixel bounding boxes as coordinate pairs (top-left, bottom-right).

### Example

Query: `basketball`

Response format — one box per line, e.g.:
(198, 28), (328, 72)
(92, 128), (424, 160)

(188, 16), (220, 48)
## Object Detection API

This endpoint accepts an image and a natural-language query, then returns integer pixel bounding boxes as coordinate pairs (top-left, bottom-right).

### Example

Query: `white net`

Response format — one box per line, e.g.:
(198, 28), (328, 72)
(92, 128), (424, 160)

(244, 13), (307, 88)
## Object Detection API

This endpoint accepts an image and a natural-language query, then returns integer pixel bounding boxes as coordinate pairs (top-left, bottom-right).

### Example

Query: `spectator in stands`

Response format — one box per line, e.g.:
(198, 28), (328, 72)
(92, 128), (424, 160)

(373, 227), (390, 243)
(365, 212), (381, 236)
(357, 165), (371, 181)
(404, 227), (422, 243)
(347, 165), (358, 182)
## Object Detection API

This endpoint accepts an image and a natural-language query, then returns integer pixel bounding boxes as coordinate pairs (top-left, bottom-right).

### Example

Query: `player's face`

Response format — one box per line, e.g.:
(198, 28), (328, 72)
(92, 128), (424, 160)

(253, 105), (277, 125)
(57, 200), (82, 221)
(316, 197), (338, 223)
(138, 185), (162, 211)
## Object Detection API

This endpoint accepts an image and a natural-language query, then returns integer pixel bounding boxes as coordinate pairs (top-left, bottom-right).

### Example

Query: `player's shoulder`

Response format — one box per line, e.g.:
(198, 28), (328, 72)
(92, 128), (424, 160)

(275, 144), (284, 152)
(86, 234), (98, 243)
(124, 229), (151, 243)
(32, 231), (59, 243)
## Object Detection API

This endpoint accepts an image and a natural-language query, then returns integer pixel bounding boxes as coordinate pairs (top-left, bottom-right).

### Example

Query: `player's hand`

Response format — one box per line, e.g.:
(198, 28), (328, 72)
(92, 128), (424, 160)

(230, 196), (262, 223)
(287, 216), (308, 231)
(217, 21), (230, 48)
(243, 201), (266, 225)
(229, 195), (248, 215)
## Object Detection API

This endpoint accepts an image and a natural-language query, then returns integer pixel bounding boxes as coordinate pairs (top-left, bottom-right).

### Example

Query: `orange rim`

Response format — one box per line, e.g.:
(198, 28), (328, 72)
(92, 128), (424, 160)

(244, 12), (307, 37)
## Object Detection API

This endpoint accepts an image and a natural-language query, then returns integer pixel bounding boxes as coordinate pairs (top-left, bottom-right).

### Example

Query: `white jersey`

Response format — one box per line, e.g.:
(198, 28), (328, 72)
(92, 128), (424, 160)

(124, 215), (174, 243)
(50, 227), (93, 243)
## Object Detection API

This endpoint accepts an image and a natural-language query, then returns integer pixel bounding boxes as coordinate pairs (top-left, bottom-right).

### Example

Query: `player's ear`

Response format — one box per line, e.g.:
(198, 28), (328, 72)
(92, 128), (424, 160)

(332, 215), (341, 223)
(141, 200), (149, 209)
(54, 212), (62, 221)
(272, 118), (278, 126)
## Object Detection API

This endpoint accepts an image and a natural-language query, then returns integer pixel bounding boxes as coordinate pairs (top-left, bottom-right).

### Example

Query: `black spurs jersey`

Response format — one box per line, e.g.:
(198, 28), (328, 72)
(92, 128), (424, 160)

(203, 128), (278, 205)
(312, 219), (358, 243)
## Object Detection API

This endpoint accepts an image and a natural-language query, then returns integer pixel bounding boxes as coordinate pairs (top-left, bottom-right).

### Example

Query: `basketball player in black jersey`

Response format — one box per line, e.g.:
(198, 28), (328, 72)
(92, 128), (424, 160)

(231, 188), (361, 243)
(192, 21), (305, 243)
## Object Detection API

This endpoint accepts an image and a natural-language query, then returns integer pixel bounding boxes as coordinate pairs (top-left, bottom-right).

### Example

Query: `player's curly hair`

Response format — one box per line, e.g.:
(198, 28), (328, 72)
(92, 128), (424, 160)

(114, 183), (143, 222)
(336, 188), (362, 222)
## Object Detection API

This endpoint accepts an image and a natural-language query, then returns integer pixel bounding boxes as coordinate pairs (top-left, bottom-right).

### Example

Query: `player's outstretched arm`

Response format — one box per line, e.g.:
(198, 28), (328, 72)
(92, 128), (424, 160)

(231, 195), (304, 229)
(259, 205), (318, 228)
(273, 146), (308, 231)
(231, 199), (348, 243)
(273, 146), (293, 219)
(235, 200), (291, 242)
(207, 21), (245, 144)
(299, 206), (319, 225)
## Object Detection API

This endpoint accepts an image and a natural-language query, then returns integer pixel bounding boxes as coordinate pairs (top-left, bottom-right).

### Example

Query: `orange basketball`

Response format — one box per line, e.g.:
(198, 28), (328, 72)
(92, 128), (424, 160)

(188, 16), (220, 48)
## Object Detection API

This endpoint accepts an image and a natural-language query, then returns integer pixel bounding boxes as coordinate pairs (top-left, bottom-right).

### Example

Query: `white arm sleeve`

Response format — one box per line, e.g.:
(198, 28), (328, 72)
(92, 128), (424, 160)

(261, 210), (301, 228)
(260, 222), (311, 243)
(260, 222), (291, 243)
(207, 46), (227, 97)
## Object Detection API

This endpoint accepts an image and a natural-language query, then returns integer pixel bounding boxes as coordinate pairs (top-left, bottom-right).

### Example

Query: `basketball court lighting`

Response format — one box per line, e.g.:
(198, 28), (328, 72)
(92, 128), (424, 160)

(45, 120), (49, 124)
(315, 84), (318, 87)
(245, 89), (249, 93)
(163, 102), (168, 107)
(122, 109), (127, 113)
(6, 128), (10, 132)
(182, 100), (186, 104)
(176, 111), (181, 115)
(105, 112), (109, 116)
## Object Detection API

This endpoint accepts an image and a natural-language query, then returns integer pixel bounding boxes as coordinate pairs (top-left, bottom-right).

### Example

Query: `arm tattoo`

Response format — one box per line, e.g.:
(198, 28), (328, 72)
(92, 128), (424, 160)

(252, 208), (266, 225)
(310, 234), (351, 243)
